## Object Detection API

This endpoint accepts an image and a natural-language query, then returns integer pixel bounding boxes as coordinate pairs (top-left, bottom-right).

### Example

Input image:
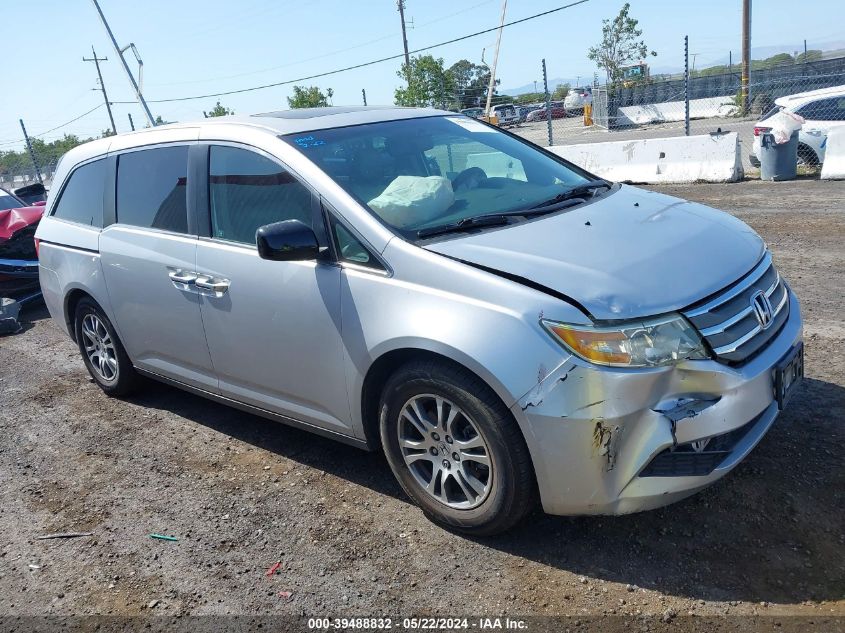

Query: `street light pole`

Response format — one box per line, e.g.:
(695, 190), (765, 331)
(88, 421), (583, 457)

(90, 0), (155, 126)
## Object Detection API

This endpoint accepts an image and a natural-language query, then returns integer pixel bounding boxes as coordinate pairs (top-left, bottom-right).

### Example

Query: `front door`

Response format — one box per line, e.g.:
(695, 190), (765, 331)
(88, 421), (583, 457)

(194, 144), (352, 435)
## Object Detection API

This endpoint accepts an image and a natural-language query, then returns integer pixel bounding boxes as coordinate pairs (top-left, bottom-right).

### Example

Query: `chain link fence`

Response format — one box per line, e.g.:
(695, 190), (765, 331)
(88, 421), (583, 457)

(0, 157), (60, 195)
(509, 54), (845, 173)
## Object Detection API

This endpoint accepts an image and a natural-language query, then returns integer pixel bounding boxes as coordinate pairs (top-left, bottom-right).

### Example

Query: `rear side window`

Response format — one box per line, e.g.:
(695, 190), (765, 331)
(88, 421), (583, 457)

(209, 145), (312, 245)
(116, 146), (189, 233)
(51, 159), (106, 227)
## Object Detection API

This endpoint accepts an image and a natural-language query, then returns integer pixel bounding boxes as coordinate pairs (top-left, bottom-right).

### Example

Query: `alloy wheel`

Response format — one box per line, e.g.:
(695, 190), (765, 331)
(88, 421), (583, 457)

(81, 313), (118, 382)
(397, 394), (492, 510)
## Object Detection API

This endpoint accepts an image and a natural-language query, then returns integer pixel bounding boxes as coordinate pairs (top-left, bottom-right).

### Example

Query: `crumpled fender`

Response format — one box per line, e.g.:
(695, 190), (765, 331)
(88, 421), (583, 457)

(0, 206), (44, 241)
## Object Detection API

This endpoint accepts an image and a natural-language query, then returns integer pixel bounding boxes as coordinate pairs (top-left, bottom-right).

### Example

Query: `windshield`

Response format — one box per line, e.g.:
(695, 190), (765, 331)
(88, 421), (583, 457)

(282, 116), (593, 238)
(0, 190), (24, 211)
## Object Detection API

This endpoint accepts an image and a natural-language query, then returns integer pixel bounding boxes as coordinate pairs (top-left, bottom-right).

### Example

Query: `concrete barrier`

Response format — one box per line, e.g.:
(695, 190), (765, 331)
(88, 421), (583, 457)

(549, 132), (743, 184)
(820, 127), (845, 180)
(618, 96), (738, 126)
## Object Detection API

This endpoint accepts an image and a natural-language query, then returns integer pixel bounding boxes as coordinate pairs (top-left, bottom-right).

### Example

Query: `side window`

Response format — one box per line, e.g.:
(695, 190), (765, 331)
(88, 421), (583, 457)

(798, 98), (838, 121)
(329, 214), (381, 269)
(116, 146), (189, 233)
(51, 159), (106, 227)
(209, 145), (312, 245)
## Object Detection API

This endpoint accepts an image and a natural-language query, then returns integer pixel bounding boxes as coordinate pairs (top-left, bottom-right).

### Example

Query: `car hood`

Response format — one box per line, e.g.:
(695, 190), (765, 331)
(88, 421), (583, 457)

(423, 185), (765, 320)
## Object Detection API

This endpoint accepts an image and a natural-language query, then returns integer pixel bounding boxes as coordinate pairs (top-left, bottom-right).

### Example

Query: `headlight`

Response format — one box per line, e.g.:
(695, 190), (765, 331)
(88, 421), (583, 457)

(541, 315), (710, 368)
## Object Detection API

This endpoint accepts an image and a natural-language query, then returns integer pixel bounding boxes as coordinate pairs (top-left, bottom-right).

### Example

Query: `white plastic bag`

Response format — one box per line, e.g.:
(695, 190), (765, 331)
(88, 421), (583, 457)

(768, 110), (804, 144)
(368, 176), (454, 228)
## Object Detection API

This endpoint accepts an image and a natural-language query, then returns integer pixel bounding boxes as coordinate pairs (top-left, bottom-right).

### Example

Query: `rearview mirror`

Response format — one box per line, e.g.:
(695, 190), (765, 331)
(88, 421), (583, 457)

(256, 220), (320, 261)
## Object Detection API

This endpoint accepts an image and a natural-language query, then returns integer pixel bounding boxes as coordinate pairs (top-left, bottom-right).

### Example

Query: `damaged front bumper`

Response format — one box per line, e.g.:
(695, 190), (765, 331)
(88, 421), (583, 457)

(512, 290), (803, 516)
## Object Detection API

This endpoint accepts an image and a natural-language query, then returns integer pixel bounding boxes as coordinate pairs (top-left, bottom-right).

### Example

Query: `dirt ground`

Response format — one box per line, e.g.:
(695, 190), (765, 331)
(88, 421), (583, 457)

(0, 179), (843, 626)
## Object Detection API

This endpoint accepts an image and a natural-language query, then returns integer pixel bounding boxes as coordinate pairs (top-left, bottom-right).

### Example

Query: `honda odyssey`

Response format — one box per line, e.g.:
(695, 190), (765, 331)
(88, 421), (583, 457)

(35, 107), (803, 534)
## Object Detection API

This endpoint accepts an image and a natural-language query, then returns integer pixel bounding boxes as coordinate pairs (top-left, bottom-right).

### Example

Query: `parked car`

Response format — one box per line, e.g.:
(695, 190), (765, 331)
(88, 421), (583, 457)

(564, 86), (592, 113)
(488, 103), (519, 126)
(526, 104), (566, 121)
(515, 104), (542, 123)
(750, 84), (845, 166)
(13, 182), (48, 205)
(37, 107), (803, 535)
(1, 186), (44, 305)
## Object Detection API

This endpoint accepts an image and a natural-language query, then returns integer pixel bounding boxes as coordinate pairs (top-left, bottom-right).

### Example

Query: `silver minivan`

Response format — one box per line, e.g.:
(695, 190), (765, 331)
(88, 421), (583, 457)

(36, 107), (804, 535)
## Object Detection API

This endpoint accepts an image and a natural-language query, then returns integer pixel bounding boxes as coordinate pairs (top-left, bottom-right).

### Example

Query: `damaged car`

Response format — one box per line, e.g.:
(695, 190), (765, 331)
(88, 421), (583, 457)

(1, 186), (44, 306)
(35, 108), (803, 534)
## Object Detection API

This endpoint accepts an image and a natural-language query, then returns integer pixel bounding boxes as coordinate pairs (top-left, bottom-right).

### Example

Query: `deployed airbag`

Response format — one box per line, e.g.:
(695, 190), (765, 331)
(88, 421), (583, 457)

(369, 176), (454, 228)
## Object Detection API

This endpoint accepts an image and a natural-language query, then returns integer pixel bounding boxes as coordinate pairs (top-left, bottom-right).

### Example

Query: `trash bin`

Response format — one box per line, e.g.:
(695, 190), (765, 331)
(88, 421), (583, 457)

(759, 130), (798, 181)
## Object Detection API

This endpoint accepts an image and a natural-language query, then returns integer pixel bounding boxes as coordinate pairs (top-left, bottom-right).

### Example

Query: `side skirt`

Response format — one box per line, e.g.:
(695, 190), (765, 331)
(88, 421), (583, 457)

(135, 368), (371, 451)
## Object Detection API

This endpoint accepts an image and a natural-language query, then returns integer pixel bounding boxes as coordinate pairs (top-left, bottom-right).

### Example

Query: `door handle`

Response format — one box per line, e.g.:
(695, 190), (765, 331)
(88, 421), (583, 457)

(195, 276), (230, 293)
(168, 270), (197, 284)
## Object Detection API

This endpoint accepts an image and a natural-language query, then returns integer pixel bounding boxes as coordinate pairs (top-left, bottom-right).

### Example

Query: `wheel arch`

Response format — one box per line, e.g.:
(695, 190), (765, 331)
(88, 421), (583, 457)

(797, 142), (820, 165)
(63, 287), (109, 343)
(358, 342), (521, 452)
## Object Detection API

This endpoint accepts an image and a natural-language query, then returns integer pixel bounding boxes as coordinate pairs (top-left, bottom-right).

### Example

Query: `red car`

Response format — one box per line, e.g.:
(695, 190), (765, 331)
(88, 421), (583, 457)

(525, 104), (567, 122)
(1, 186), (44, 305)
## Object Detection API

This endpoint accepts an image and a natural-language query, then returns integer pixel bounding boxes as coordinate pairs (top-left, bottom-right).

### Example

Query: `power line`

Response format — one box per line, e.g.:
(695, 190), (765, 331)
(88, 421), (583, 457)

(148, 1), (494, 88)
(115, 0), (590, 105)
(0, 103), (105, 148)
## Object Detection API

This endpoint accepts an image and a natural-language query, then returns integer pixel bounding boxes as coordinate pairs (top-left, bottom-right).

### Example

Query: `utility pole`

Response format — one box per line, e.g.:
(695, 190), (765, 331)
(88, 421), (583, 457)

(90, 0), (155, 126)
(83, 46), (117, 135)
(741, 0), (751, 115)
(397, 1), (411, 82)
(362, 89), (367, 106)
(19, 119), (43, 185)
(128, 113), (135, 131)
(484, 0), (507, 117)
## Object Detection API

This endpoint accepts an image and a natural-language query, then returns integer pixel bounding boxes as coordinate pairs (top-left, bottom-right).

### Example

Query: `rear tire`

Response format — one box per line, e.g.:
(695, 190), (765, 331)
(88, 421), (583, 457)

(379, 359), (536, 536)
(797, 143), (819, 167)
(74, 297), (140, 397)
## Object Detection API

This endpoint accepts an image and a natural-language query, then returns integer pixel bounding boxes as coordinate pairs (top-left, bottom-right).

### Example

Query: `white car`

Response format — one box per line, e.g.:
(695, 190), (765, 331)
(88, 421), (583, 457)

(564, 87), (592, 113)
(751, 84), (845, 166)
(489, 104), (519, 126)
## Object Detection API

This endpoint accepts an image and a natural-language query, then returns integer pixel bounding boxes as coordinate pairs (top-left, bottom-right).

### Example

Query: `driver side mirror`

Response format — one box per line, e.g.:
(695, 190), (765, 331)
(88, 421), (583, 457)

(256, 220), (319, 261)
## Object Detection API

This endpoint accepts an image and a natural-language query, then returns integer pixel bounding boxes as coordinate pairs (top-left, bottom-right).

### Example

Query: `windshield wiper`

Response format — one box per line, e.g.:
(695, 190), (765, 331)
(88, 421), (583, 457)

(529, 180), (611, 210)
(417, 214), (511, 238)
(416, 180), (612, 239)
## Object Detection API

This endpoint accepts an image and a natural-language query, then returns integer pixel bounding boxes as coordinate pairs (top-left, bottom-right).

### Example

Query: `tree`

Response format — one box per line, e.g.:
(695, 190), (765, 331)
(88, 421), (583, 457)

(101, 129), (116, 137)
(552, 83), (571, 100)
(287, 86), (333, 108)
(796, 49), (823, 63)
(395, 55), (455, 108)
(447, 59), (496, 109)
(514, 92), (545, 105)
(587, 3), (656, 87)
(204, 101), (235, 117)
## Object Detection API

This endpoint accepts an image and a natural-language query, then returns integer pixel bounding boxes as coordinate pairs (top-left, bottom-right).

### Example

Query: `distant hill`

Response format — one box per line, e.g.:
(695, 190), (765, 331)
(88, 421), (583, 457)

(500, 78), (580, 96)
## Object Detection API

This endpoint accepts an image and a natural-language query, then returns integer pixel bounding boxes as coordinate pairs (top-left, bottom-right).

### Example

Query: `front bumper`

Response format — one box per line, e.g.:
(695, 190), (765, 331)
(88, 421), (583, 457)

(0, 258), (41, 304)
(512, 290), (803, 516)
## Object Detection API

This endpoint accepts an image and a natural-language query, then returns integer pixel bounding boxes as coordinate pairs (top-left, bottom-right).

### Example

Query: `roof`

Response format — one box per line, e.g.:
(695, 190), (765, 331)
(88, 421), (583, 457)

(775, 83), (845, 108)
(201, 106), (451, 135)
(51, 106), (454, 172)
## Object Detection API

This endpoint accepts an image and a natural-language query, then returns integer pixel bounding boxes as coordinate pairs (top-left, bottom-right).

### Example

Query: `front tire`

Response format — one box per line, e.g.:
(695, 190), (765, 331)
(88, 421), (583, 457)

(74, 297), (139, 397)
(379, 359), (536, 536)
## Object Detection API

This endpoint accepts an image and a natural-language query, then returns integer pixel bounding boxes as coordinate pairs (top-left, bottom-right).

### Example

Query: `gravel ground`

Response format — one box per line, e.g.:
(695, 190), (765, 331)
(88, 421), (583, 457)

(0, 179), (843, 624)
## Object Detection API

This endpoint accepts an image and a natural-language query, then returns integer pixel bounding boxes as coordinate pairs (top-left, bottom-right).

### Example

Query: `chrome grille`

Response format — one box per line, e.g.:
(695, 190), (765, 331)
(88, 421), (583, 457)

(683, 252), (790, 364)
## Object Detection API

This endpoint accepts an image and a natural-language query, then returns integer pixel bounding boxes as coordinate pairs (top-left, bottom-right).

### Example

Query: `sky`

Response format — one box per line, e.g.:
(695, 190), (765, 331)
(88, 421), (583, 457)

(1, 0), (843, 152)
